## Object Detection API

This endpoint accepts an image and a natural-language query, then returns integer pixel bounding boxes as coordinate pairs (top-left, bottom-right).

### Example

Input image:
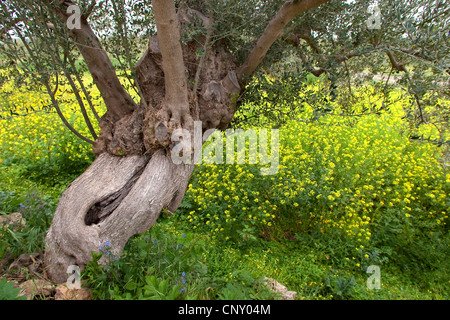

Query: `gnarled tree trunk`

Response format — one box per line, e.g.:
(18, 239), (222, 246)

(44, 0), (240, 283)
(44, 0), (330, 283)
(45, 152), (194, 283)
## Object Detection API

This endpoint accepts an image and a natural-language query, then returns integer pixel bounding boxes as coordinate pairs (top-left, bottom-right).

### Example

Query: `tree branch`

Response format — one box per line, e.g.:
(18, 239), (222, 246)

(390, 47), (450, 76)
(68, 56), (101, 122)
(293, 27), (322, 54)
(44, 81), (95, 145)
(192, 10), (214, 118)
(386, 50), (407, 73)
(237, 0), (332, 83)
(151, 0), (189, 116)
(52, 1), (137, 121)
(385, 50), (425, 123)
(82, 0), (98, 20)
(63, 68), (98, 140)
(296, 40), (372, 78)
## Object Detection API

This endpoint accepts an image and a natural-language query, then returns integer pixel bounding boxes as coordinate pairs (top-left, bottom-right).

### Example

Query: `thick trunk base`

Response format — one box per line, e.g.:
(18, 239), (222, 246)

(44, 152), (193, 284)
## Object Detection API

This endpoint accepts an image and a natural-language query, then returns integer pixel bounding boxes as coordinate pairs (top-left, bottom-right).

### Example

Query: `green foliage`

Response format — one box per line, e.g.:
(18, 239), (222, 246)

(174, 87), (449, 299)
(81, 223), (283, 300)
(135, 274), (183, 300)
(217, 270), (278, 300)
(181, 95), (449, 254)
(232, 65), (310, 128)
(82, 224), (209, 300)
(0, 190), (55, 260)
(0, 101), (96, 187)
(0, 278), (26, 300)
(323, 274), (356, 300)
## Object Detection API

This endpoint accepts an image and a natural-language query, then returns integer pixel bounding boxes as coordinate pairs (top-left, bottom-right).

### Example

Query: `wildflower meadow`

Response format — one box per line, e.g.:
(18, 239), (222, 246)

(0, 75), (448, 300)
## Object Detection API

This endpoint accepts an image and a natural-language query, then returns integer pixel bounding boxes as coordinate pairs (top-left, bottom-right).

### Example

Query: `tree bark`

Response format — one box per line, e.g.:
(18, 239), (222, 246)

(44, 0), (331, 284)
(53, 1), (136, 121)
(45, 151), (193, 283)
(152, 0), (189, 113)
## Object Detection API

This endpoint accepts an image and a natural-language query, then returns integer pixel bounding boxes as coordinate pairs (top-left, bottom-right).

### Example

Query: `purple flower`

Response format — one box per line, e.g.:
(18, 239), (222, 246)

(182, 234), (186, 238)
(179, 288), (185, 292)
(19, 203), (25, 208)
(182, 272), (186, 277)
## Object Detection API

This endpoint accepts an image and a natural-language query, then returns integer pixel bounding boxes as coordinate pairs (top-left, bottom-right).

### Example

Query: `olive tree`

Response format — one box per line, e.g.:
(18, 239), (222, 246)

(0, 0), (448, 283)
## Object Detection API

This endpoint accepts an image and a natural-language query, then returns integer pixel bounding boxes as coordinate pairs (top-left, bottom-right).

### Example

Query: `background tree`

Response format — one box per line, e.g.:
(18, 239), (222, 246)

(0, 0), (448, 283)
